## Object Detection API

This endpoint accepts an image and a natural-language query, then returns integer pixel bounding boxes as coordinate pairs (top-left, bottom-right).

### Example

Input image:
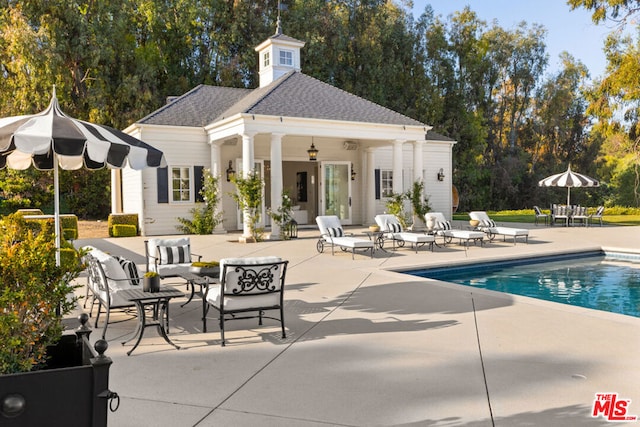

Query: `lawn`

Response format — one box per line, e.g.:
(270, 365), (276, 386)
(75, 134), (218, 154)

(453, 209), (640, 226)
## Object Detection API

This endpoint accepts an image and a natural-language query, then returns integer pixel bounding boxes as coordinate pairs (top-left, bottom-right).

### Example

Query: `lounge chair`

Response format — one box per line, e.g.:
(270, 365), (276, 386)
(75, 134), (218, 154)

(590, 206), (604, 226)
(315, 215), (374, 259)
(533, 206), (548, 226)
(374, 214), (435, 253)
(571, 206), (589, 226)
(550, 204), (570, 226)
(468, 211), (529, 245)
(425, 212), (485, 248)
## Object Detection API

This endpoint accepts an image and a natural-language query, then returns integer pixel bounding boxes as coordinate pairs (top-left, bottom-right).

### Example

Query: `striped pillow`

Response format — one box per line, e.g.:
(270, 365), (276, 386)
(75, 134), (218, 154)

(158, 245), (190, 265)
(437, 221), (451, 231)
(389, 222), (402, 233)
(115, 256), (141, 286)
(327, 227), (344, 237)
(486, 219), (496, 227)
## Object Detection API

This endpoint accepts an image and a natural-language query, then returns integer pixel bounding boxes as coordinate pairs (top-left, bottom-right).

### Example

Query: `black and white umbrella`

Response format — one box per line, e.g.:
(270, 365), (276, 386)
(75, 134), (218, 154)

(0, 87), (166, 264)
(538, 165), (599, 206)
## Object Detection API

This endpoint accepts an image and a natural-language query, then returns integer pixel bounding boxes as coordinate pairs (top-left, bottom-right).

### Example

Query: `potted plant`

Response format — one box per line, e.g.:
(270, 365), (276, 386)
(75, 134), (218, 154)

(143, 271), (160, 293)
(385, 192), (409, 229)
(0, 214), (114, 425)
(268, 191), (294, 240)
(176, 169), (224, 234)
(406, 180), (431, 231)
(230, 169), (264, 242)
(190, 260), (220, 277)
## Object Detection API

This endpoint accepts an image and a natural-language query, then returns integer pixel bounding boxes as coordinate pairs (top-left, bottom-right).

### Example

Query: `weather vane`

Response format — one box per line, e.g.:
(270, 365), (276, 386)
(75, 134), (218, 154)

(275, 0), (287, 35)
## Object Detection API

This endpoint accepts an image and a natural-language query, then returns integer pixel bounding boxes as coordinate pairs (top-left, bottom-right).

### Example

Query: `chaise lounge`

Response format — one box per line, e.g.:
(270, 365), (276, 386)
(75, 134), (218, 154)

(425, 212), (485, 248)
(468, 211), (529, 245)
(316, 215), (374, 259)
(374, 214), (435, 253)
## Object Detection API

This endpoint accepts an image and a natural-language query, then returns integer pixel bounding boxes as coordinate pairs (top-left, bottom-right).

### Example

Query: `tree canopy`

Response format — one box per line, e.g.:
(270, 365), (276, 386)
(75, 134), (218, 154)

(1, 0), (638, 217)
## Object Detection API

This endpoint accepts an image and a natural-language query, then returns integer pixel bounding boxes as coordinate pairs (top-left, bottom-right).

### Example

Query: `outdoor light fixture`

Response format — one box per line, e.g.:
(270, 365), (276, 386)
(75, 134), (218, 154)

(307, 142), (318, 161)
(351, 163), (356, 181)
(226, 160), (235, 182)
(437, 168), (445, 181)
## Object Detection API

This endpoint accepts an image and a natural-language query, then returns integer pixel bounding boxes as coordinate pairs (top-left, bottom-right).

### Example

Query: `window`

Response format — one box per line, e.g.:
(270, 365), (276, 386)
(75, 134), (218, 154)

(381, 170), (393, 197)
(279, 49), (293, 66)
(171, 167), (191, 202)
(263, 51), (270, 67)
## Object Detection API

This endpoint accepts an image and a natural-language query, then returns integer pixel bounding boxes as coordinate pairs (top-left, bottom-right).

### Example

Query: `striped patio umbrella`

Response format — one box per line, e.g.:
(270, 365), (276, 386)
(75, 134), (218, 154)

(0, 86), (166, 264)
(538, 165), (599, 206)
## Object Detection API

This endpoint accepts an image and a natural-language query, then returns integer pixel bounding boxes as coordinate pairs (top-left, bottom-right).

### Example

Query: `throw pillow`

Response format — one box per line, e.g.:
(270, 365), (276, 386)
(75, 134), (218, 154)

(115, 256), (141, 286)
(389, 222), (402, 233)
(327, 227), (344, 237)
(158, 245), (190, 265)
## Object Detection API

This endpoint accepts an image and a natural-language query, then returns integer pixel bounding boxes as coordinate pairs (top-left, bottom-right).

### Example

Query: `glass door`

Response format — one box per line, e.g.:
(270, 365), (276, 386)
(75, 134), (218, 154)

(321, 161), (351, 224)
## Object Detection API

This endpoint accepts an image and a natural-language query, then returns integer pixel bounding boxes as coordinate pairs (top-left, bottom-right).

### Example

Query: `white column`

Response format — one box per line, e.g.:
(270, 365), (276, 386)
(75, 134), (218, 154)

(111, 169), (121, 213)
(241, 132), (256, 238)
(366, 148), (376, 221)
(412, 140), (425, 183)
(269, 133), (284, 240)
(210, 141), (226, 233)
(392, 140), (404, 194)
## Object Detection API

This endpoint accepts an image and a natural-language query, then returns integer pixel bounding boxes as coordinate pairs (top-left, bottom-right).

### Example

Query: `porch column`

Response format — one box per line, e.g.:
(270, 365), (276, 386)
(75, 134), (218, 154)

(366, 148), (376, 221)
(241, 132), (257, 239)
(392, 140), (404, 194)
(210, 141), (226, 233)
(412, 140), (425, 183)
(269, 133), (284, 240)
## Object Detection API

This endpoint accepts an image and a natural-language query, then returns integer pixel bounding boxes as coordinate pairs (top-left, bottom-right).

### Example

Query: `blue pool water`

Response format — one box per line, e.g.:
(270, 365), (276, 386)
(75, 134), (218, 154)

(406, 251), (640, 318)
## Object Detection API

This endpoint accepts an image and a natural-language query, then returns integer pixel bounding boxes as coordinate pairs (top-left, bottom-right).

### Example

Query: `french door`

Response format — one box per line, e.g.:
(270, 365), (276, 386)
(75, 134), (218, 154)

(320, 161), (352, 224)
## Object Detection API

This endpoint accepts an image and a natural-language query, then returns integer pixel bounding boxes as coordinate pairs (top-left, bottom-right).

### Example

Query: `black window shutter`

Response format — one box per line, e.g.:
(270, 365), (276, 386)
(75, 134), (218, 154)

(194, 166), (204, 202)
(375, 169), (380, 200)
(157, 167), (168, 203)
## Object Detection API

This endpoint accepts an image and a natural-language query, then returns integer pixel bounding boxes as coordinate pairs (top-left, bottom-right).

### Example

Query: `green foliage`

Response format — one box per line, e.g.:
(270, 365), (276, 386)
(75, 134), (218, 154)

(231, 170), (264, 242)
(268, 191), (294, 240)
(108, 213), (138, 237)
(406, 180), (431, 218)
(385, 192), (409, 229)
(176, 170), (223, 235)
(112, 224), (137, 237)
(0, 214), (84, 374)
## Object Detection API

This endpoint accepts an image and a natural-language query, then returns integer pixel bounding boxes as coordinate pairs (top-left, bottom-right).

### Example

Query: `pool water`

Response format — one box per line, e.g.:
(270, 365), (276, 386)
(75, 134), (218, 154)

(407, 252), (640, 318)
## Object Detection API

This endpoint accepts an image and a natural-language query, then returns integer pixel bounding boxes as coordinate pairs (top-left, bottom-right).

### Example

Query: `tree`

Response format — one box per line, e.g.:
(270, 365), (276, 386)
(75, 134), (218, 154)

(568, 0), (640, 25)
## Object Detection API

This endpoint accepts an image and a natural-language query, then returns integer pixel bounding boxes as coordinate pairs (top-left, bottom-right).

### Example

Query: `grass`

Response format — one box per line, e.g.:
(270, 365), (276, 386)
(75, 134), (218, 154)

(453, 209), (640, 226)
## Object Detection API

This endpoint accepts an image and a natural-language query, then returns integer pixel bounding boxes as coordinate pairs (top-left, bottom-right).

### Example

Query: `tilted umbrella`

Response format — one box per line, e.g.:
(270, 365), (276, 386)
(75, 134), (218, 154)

(538, 165), (599, 206)
(0, 87), (166, 264)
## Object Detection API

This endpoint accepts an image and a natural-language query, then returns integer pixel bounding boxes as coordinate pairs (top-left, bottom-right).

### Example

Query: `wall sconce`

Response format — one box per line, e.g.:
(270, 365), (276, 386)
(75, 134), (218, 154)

(437, 168), (445, 182)
(307, 142), (318, 161)
(226, 160), (235, 182)
(351, 163), (356, 181)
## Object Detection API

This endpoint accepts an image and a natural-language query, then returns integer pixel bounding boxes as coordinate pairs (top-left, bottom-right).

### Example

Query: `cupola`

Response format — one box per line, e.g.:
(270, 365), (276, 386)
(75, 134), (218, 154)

(254, 17), (305, 88)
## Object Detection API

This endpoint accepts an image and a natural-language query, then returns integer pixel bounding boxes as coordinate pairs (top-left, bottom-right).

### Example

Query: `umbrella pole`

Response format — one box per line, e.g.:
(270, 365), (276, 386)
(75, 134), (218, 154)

(53, 157), (61, 266)
(567, 187), (571, 207)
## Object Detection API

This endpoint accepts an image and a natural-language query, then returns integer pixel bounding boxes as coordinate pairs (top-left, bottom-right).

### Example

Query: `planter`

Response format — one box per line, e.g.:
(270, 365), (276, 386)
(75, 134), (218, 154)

(143, 275), (160, 293)
(368, 225), (380, 232)
(0, 314), (114, 427)
(411, 215), (427, 232)
(469, 219), (480, 228)
(189, 265), (220, 278)
(426, 216), (436, 231)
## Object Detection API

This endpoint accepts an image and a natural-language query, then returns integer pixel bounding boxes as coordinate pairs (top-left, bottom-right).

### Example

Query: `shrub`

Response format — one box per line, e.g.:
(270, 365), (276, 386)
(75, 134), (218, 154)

(112, 224), (137, 237)
(0, 214), (85, 374)
(108, 213), (138, 237)
(177, 170), (223, 234)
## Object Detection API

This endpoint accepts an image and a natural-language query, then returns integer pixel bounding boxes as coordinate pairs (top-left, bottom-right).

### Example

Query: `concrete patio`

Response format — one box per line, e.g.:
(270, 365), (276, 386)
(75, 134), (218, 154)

(71, 223), (640, 427)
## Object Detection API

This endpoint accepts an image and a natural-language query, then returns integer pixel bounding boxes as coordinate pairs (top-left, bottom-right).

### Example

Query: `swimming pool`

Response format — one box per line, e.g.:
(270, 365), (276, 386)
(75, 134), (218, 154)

(405, 251), (640, 318)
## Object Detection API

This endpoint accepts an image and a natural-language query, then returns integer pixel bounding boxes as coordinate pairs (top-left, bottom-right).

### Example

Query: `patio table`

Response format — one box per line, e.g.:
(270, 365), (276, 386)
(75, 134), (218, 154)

(119, 287), (184, 356)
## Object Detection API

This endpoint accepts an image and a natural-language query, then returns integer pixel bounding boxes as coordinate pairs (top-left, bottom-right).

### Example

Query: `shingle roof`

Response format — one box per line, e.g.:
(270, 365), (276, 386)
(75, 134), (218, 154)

(138, 71), (425, 128)
(425, 130), (455, 141)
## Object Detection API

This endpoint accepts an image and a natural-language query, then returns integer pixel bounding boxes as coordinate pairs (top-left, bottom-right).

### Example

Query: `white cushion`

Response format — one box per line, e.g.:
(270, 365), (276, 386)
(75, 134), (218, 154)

(396, 232), (435, 243)
(323, 236), (374, 249)
(205, 284), (281, 311)
(220, 256), (283, 293)
(84, 247), (132, 293)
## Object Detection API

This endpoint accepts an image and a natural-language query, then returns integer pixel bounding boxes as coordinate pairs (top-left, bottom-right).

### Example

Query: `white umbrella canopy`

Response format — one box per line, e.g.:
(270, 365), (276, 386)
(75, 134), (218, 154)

(0, 87), (166, 264)
(538, 165), (599, 206)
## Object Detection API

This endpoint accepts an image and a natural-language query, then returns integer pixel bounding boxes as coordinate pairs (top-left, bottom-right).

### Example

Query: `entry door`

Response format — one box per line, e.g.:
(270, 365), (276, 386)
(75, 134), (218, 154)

(320, 161), (352, 224)
(235, 159), (266, 230)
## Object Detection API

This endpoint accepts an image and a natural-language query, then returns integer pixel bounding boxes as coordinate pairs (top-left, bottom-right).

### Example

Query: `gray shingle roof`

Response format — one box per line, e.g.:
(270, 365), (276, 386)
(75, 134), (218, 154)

(425, 130), (455, 141)
(138, 71), (425, 128)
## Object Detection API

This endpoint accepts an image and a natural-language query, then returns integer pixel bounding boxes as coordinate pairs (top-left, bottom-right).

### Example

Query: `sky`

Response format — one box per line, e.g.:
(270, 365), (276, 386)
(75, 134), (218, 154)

(411, 0), (618, 80)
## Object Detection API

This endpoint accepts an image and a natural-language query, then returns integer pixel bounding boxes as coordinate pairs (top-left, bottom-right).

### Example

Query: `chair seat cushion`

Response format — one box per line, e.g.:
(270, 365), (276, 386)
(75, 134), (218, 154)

(324, 236), (374, 249)
(395, 232), (435, 243)
(155, 263), (192, 277)
(490, 227), (529, 237)
(446, 230), (484, 239)
(205, 284), (281, 311)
